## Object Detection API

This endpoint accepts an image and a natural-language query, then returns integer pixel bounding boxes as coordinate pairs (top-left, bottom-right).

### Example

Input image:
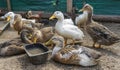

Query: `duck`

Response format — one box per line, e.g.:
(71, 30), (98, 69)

(50, 12), (74, 25)
(24, 10), (42, 23)
(75, 7), (88, 29)
(1, 12), (15, 28)
(80, 4), (120, 48)
(20, 26), (55, 44)
(49, 11), (84, 47)
(1, 12), (36, 28)
(12, 14), (37, 34)
(45, 36), (101, 66)
(31, 27), (55, 43)
(63, 13), (74, 25)
(0, 37), (25, 56)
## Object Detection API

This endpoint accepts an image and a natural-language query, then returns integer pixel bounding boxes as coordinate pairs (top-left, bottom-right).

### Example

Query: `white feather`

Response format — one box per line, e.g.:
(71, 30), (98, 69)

(53, 11), (84, 41)
(75, 11), (88, 26)
(63, 19), (74, 25)
(52, 46), (61, 57)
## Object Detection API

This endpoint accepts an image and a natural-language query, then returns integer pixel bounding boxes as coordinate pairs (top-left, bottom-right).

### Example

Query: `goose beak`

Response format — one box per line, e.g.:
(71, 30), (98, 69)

(79, 9), (84, 12)
(44, 39), (53, 46)
(33, 37), (37, 43)
(6, 16), (11, 22)
(49, 15), (56, 20)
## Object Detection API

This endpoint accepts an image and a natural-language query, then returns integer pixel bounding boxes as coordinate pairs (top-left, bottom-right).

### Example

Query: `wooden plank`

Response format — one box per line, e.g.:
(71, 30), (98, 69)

(67, 0), (73, 13)
(93, 15), (120, 23)
(0, 21), (9, 35)
(6, 0), (11, 11)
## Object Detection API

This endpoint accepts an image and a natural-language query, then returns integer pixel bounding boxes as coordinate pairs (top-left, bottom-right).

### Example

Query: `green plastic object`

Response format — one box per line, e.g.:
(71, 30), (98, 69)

(0, 0), (120, 15)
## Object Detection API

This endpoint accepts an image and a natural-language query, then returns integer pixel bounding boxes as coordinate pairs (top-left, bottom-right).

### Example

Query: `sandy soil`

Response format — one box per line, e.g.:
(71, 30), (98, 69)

(0, 21), (120, 70)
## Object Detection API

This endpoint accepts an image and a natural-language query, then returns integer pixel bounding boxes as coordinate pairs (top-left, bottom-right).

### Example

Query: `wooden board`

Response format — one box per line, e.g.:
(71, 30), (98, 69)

(0, 21), (9, 34)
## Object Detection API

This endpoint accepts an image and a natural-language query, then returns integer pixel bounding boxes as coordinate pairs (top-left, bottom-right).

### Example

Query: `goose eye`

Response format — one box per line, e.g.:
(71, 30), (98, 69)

(52, 38), (57, 41)
(84, 6), (88, 8)
(56, 12), (59, 14)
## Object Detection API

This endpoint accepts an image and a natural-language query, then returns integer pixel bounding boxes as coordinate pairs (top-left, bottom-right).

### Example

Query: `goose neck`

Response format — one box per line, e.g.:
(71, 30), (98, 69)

(86, 11), (93, 24)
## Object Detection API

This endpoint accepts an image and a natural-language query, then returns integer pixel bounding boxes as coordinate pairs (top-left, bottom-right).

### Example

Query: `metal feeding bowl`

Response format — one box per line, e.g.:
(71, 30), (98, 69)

(24, 43), (51, 65)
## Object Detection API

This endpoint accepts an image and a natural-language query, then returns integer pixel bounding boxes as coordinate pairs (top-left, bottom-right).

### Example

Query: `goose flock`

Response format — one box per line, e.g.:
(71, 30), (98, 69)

(0, 4), (119, 66)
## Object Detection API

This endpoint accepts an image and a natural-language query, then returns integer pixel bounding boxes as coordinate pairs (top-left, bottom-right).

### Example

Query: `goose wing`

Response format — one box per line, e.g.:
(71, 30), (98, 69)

(62, 25), (84, 39)
(88, 23), (119, 42)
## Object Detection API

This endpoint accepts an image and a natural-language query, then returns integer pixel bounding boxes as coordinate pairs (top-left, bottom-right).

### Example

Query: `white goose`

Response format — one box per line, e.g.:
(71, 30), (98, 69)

(63, 14), (74, 25)
(49, 11), (84, 47)
(1, 12), (15, 28)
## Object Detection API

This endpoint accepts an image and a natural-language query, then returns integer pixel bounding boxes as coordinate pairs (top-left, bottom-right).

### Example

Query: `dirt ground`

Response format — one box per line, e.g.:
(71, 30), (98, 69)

(0, 21), (120, 70)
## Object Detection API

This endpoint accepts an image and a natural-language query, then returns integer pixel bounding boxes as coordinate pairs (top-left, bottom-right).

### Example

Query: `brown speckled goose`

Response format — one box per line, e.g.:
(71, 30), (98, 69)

(31, 27), (55, 43)
(45, 36), (101, 66)
(13, 14), (36, 34)
(80, 4), (120, 48)
(13, 14), (42, 34)
(20, 26), (55, 44)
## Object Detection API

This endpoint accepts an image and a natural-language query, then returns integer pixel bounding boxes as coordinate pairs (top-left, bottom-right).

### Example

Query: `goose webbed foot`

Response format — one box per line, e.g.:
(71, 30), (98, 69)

(83, 24), (87, 30)
(64, 38), (67, 48)
(93, 42), (101, 48)
(92, 42), (96, 47)
(95, 44), (101, 48)
(72, 40), (75, 46)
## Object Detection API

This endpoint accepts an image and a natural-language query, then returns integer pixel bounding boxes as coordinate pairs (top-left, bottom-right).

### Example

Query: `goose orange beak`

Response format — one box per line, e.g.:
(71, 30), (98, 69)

(6, 16), (11, 22)
(79, 8), (84, 12)
(49, 15), (56, 20)
(44, 39), (53, 46)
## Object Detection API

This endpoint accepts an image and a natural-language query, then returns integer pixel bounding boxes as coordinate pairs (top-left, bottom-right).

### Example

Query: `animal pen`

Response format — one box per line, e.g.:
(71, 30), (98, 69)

(0, 0), (120, 70)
